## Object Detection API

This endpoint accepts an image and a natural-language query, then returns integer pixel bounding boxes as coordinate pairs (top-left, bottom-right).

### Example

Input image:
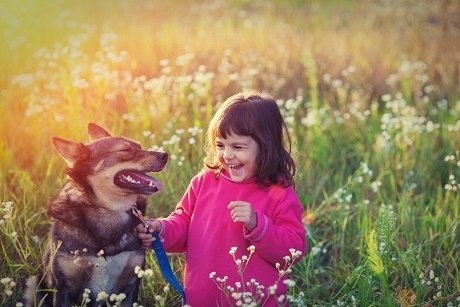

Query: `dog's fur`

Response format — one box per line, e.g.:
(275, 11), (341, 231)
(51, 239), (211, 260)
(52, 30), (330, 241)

(24, 123), (168, 307)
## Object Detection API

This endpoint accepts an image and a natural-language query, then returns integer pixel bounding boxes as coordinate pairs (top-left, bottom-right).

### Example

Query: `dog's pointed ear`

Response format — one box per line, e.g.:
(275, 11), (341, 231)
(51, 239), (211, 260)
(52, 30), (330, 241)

(88, 123), (111, 141)
(52, 137), (90, 165)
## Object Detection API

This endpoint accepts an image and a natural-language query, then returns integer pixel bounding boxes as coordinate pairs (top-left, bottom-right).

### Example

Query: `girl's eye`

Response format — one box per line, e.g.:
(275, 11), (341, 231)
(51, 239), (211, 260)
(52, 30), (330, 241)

(215, 143), (224, 149)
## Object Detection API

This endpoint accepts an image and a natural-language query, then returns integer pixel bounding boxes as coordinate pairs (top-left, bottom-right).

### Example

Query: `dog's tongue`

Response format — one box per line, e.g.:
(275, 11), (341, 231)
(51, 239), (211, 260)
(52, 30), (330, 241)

(114, 170), (163, 195)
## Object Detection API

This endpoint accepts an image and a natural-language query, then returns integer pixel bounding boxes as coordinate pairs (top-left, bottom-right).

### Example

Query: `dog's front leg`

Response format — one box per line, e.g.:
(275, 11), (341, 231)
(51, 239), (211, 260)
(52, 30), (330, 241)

(106, 249), (144, 306)
(117, 281), (140, 307)
(53, 289), (72, 307)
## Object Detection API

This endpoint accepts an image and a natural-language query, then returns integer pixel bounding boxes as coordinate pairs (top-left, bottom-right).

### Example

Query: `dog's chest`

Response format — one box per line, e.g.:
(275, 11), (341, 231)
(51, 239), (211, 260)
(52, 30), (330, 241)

(57, 249), (144, 293)
(52, 210), (141, 251)
(95, 214), (132, 238)
(89, 210), (132, 234)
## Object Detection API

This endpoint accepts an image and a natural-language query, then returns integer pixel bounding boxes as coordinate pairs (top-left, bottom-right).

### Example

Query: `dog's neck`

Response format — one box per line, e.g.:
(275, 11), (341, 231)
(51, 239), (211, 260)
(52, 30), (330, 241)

(91, 189), (138, 212)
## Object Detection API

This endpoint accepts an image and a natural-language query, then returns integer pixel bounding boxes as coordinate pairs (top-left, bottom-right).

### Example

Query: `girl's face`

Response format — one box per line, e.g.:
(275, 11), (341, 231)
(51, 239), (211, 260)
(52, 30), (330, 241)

(215, 132), (259, 182)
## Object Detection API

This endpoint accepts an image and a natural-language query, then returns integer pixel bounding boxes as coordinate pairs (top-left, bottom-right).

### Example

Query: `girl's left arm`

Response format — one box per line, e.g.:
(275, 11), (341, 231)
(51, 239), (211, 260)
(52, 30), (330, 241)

(243, 188), (307, 266)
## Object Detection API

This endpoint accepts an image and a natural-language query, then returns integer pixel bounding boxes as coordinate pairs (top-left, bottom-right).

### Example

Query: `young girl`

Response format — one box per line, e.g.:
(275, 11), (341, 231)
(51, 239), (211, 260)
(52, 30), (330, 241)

(138, 91), (306, 306)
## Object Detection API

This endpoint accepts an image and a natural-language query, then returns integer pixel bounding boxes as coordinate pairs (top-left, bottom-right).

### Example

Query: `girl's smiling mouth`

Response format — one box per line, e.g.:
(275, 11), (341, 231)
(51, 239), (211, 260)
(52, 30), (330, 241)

(227, 164), (242, 170)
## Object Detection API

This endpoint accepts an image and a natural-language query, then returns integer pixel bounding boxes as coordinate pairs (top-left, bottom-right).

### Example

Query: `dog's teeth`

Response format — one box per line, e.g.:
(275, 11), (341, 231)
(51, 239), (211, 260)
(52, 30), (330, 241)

(148, 181), (155, 187)
(122, 175), (140, 184)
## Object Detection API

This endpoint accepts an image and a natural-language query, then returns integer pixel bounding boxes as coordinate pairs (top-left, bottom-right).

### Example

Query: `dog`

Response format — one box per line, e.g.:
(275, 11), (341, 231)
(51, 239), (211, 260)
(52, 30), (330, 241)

(24, 123), (168, 307)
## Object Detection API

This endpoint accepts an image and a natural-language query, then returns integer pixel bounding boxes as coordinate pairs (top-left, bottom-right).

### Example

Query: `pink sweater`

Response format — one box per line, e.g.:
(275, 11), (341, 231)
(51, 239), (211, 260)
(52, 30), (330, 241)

(159, 170), (306, 306)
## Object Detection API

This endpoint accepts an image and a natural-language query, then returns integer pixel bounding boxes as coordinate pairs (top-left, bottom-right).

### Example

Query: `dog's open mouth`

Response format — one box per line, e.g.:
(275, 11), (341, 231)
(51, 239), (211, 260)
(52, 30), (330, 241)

(114, 170), (163, 195)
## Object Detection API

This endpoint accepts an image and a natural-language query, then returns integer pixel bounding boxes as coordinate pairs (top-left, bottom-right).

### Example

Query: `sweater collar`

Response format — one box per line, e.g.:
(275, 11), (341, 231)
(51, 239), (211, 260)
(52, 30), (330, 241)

(219, 169), (257, 184)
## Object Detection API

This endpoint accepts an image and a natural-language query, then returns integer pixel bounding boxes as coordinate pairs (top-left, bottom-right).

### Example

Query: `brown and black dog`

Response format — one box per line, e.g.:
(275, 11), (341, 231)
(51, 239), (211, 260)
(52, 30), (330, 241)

(24, 123), (168, 306)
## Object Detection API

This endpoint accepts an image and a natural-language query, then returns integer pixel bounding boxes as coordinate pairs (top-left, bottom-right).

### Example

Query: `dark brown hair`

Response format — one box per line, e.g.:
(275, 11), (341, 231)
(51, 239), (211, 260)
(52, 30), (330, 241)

(204, 91), (296, 187)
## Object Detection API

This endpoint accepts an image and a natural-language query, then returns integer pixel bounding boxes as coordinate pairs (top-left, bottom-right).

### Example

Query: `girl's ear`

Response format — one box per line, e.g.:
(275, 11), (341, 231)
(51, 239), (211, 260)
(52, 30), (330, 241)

(52, 137), (90, 166)
(88, 123), (111, 141)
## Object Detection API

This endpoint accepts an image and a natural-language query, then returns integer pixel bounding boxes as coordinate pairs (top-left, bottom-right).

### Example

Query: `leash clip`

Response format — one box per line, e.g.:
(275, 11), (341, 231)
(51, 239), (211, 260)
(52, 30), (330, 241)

(131, 204), (151, 229)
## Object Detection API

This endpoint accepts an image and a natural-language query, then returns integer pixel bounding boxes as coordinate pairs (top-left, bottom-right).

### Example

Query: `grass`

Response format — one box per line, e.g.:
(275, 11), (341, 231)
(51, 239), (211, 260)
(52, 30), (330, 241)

(1, 0), (459, 306)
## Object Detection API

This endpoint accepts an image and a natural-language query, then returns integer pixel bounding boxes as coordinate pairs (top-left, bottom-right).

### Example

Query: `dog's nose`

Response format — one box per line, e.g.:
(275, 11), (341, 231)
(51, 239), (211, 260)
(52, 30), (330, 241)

(157, 151), (168, 162)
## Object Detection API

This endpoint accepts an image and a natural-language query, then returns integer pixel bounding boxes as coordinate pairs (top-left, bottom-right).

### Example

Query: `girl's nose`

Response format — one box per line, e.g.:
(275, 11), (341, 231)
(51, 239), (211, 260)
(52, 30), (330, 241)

(223, 149), (234, 160)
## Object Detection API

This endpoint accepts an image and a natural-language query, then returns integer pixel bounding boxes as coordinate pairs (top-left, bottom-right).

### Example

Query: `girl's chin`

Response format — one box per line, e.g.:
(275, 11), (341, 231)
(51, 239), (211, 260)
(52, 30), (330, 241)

(227, 168), (250, 182)
(229, 172), (243, 181)
(229, 175), (245, 182)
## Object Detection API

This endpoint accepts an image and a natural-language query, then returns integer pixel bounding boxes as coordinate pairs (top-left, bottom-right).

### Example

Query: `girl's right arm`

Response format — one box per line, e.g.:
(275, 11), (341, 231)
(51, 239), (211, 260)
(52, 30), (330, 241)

(242, 187), (306, 266)
(143, 176), (200, 252)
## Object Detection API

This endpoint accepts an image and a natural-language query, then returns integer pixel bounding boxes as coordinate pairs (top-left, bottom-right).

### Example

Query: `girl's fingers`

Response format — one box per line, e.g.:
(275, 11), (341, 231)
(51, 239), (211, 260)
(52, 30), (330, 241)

(228, 201), (249, 209)
(229, 201), (253, 224)
(138, 232), (153, 240)
(136, 223), (147, 233)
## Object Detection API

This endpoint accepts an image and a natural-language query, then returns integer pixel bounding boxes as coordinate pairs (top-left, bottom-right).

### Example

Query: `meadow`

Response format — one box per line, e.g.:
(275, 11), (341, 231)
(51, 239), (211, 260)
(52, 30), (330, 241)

(1, 0), (459, 306)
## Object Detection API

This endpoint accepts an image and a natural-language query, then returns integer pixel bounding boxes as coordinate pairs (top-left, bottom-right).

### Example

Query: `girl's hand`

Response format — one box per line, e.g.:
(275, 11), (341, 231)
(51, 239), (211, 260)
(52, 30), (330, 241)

(136, 220), (162, 249)
(228, 201), (257, 231)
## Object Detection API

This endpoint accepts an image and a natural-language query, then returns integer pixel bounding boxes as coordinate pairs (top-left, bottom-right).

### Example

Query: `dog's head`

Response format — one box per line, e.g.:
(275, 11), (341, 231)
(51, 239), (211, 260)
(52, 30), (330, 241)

(52, 123), (168, 211)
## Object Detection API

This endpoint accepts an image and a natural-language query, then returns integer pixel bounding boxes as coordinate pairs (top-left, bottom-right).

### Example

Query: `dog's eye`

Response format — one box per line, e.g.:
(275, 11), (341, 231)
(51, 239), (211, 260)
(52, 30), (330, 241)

(116, 147), (136, 155)
(119, 147), (132, 152)
(116, 147), (136, 160)
(124, 143), (141, 151)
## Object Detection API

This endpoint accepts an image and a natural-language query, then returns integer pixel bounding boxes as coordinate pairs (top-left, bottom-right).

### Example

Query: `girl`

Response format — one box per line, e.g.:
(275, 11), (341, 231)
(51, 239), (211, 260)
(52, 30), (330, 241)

(138, 91), (306, 306)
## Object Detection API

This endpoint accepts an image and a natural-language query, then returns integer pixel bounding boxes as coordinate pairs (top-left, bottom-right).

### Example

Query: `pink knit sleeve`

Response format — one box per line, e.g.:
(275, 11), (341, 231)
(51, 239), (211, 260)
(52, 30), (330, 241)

(243, 187), (306, 266)
(159, 176), (200, 253)
(243, 211), (269, 242)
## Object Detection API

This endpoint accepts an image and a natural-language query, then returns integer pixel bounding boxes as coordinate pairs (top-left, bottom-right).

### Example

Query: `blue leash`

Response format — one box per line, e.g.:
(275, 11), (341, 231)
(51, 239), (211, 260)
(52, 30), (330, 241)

(151, 232), (187, 305)
(132, 205), (186, 305)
